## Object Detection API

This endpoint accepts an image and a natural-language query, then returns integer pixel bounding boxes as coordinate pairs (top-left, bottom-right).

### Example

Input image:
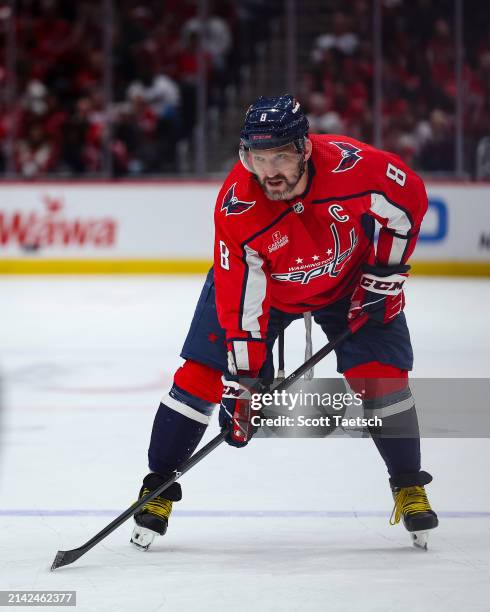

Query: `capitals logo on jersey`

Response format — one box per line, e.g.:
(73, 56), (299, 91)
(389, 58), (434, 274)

(330, 141), (363, 173)
(221, 183), (256, 216)
(271, 224), (358, 285)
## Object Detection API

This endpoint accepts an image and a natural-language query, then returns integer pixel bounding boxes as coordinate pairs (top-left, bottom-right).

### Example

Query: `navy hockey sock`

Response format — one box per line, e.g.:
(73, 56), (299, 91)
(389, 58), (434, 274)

(364, 387), (421, 477)
(148, 383), (215, 477)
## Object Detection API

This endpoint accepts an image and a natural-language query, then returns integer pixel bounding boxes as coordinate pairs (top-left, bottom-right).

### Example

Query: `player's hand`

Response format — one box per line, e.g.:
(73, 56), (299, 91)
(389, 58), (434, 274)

(348, 263), (410, 324)
(219, 376), (258, 447)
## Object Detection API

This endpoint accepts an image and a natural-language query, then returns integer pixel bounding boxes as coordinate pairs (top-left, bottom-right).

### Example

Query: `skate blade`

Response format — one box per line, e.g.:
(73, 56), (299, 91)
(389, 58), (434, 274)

(130, 525), (158, 550)
(411, 530), (429, 550)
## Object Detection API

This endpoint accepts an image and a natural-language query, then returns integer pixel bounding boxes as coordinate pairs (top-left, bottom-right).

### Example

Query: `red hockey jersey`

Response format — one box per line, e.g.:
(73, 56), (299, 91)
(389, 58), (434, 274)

(213, 134), (427, 371)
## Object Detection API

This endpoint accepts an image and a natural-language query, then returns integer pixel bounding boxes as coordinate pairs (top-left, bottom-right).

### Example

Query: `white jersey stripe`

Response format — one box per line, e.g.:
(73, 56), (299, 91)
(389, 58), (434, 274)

(388, 234), (408, 265)
(161, 393), (211, 425)
(233, 340), (250, 371)
(241, 245), (267, 332)
(370, 193), (412, 234)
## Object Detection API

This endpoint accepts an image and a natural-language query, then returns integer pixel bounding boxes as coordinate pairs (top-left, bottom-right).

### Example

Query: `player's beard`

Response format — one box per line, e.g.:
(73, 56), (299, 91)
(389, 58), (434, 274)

(258, 160), (305, 201)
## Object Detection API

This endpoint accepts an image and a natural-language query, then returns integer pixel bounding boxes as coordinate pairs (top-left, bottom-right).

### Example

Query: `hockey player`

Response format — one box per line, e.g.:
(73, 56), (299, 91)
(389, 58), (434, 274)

(131, 95), (438, 551)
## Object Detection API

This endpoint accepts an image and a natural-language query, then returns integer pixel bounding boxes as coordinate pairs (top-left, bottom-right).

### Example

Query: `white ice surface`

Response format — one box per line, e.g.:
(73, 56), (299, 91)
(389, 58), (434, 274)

(0, 276), (489, 612)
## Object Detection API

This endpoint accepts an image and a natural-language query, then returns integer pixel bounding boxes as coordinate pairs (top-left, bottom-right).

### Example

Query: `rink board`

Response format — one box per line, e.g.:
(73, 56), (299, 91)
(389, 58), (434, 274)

(0, 182), (489, 275)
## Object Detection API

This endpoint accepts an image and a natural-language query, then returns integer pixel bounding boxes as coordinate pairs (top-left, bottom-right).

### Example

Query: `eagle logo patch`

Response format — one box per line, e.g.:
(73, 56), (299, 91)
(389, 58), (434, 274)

(330, 141), (363, 173)
(221, 183), (256, 215)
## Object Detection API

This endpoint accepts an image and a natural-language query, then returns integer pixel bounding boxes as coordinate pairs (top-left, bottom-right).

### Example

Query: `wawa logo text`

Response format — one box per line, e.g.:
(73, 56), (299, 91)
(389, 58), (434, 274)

(0, 195), (117, 248)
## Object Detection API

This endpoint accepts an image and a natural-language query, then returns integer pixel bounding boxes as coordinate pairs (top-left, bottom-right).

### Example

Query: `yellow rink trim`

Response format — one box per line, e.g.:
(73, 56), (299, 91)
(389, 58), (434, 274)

(410, 261), (490, 277)
(0, 259), (213, 274)
(0, 259), (489, 276)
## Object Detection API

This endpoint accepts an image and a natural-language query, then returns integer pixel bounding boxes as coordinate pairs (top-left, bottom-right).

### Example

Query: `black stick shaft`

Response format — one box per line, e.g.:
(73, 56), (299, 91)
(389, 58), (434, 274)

(97, 431), (225, 541)
(51, 431), (226, 569)
(51, 319), (364, 570)
(278, 327), (285, 374)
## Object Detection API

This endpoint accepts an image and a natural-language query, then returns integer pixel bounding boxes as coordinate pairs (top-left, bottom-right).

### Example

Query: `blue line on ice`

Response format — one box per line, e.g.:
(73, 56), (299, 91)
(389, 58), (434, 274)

(1, 509), (490, 518)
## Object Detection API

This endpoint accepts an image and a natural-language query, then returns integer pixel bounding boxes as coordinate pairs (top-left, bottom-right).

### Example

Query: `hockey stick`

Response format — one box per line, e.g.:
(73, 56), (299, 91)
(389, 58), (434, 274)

(51, 314), (367, 571)
(277, 327), (285, 379)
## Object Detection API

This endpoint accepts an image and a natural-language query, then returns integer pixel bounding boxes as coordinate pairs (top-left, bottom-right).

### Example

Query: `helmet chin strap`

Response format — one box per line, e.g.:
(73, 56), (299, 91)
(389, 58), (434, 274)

(295, 137), (308, 182)
(298, 154), (307, 180)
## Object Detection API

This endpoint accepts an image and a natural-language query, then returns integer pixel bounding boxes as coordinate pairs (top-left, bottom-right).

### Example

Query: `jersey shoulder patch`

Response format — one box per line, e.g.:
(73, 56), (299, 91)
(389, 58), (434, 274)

(220, 182), (256, 216)
(329, 140), (363, 173)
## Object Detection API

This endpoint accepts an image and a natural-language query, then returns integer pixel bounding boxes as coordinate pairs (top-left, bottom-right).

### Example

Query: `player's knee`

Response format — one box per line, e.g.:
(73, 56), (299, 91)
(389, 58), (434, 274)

(173, 359), (223, 404)
(344, 361), (414, 422)
(344, 361), (408, 399)
(150, 360), (221, 459)
(147, 362), (221, 476)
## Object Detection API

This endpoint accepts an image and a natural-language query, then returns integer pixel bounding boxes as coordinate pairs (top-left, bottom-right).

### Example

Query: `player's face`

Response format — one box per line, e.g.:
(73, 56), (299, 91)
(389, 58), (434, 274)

(249, 144), (304, 200)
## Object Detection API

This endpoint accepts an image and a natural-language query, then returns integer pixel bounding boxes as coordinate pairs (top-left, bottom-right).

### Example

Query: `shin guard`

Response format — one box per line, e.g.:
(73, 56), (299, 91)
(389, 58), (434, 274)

(345, 362), (421, 477)
(148, 360), (222, 477)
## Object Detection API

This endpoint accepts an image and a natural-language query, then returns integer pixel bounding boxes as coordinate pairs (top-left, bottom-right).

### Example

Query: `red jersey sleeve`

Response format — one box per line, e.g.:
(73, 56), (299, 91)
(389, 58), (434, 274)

(213, 168), (270, 374)
(364, 150), (428, 266)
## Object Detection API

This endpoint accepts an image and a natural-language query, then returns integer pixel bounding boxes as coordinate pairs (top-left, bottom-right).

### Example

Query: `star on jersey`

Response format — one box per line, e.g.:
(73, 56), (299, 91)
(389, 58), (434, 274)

(327, 248), (333, 255)
(330, 141), (363, 173)
(312, 255), (320, 261)
(296, 257), (303, 264)
(221, 182), (256, 215)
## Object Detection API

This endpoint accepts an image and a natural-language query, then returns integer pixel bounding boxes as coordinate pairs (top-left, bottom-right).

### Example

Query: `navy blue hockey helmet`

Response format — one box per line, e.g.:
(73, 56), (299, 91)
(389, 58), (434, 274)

(240, 94), (309, 154)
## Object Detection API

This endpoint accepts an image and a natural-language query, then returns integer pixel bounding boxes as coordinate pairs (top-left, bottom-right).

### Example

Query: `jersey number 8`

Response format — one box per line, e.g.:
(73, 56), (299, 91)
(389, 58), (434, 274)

(219, 240), (230, 270)
(386, 163), (406, 187)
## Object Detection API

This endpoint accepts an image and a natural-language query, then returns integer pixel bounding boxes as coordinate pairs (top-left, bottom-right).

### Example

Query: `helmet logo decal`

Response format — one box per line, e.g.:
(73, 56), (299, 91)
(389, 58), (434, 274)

(260, 113), (267, 121)
(330, 141), (363, 173)
(221, 183), (256, 216)
(251, 134), (272, 141)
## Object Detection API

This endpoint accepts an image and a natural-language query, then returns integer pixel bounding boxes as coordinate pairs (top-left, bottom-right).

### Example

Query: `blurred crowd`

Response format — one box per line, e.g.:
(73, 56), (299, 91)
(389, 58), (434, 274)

(302, 0), (490, 174)
(0, 0), (275, 176)
(0, 0), (489, 177)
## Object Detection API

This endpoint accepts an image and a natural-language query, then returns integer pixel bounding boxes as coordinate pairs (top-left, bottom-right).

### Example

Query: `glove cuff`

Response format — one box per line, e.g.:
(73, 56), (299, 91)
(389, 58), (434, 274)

(360, 272), (407, 296)
(226, 339), (265, 376)
(363, 262), (410, 277)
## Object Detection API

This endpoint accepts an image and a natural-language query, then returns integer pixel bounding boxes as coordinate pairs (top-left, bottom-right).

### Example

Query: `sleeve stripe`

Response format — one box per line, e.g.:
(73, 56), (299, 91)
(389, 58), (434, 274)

(370, 193), (412, 234)
(377, 228), (414, 266)
(233, 341), (250, 371)
(240, 245), (267, 332)
(388, 234), (408, 265)
(370, 193), (414, 265)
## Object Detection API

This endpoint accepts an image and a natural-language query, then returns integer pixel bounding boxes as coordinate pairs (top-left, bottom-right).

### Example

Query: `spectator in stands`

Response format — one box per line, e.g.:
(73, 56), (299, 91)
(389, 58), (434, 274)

(311, 11), (360, 63)
(306, 92), (345, 134)
(2, 0), (489, 177)
(180, 4), (233, 110)
(418, 109), (455, 172)
(15, 122), (57, 177)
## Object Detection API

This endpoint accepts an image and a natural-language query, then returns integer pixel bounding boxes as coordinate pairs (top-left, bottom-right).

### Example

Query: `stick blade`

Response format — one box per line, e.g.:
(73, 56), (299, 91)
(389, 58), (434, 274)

(51, 547), (86, 571)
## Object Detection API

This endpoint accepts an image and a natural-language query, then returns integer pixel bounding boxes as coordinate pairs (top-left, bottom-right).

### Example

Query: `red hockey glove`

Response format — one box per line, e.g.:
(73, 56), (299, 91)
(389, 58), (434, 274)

(348, 263), (410, 325)
(226, 339), (266, 376)
(219, 340), (266, 447)
(219, 377), (258, 447)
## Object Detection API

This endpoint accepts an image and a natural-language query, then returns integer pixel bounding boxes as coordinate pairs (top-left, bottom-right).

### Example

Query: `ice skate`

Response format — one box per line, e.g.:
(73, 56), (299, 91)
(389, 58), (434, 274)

(389, 471), (438, 550)
(131, 473), (181, 550)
